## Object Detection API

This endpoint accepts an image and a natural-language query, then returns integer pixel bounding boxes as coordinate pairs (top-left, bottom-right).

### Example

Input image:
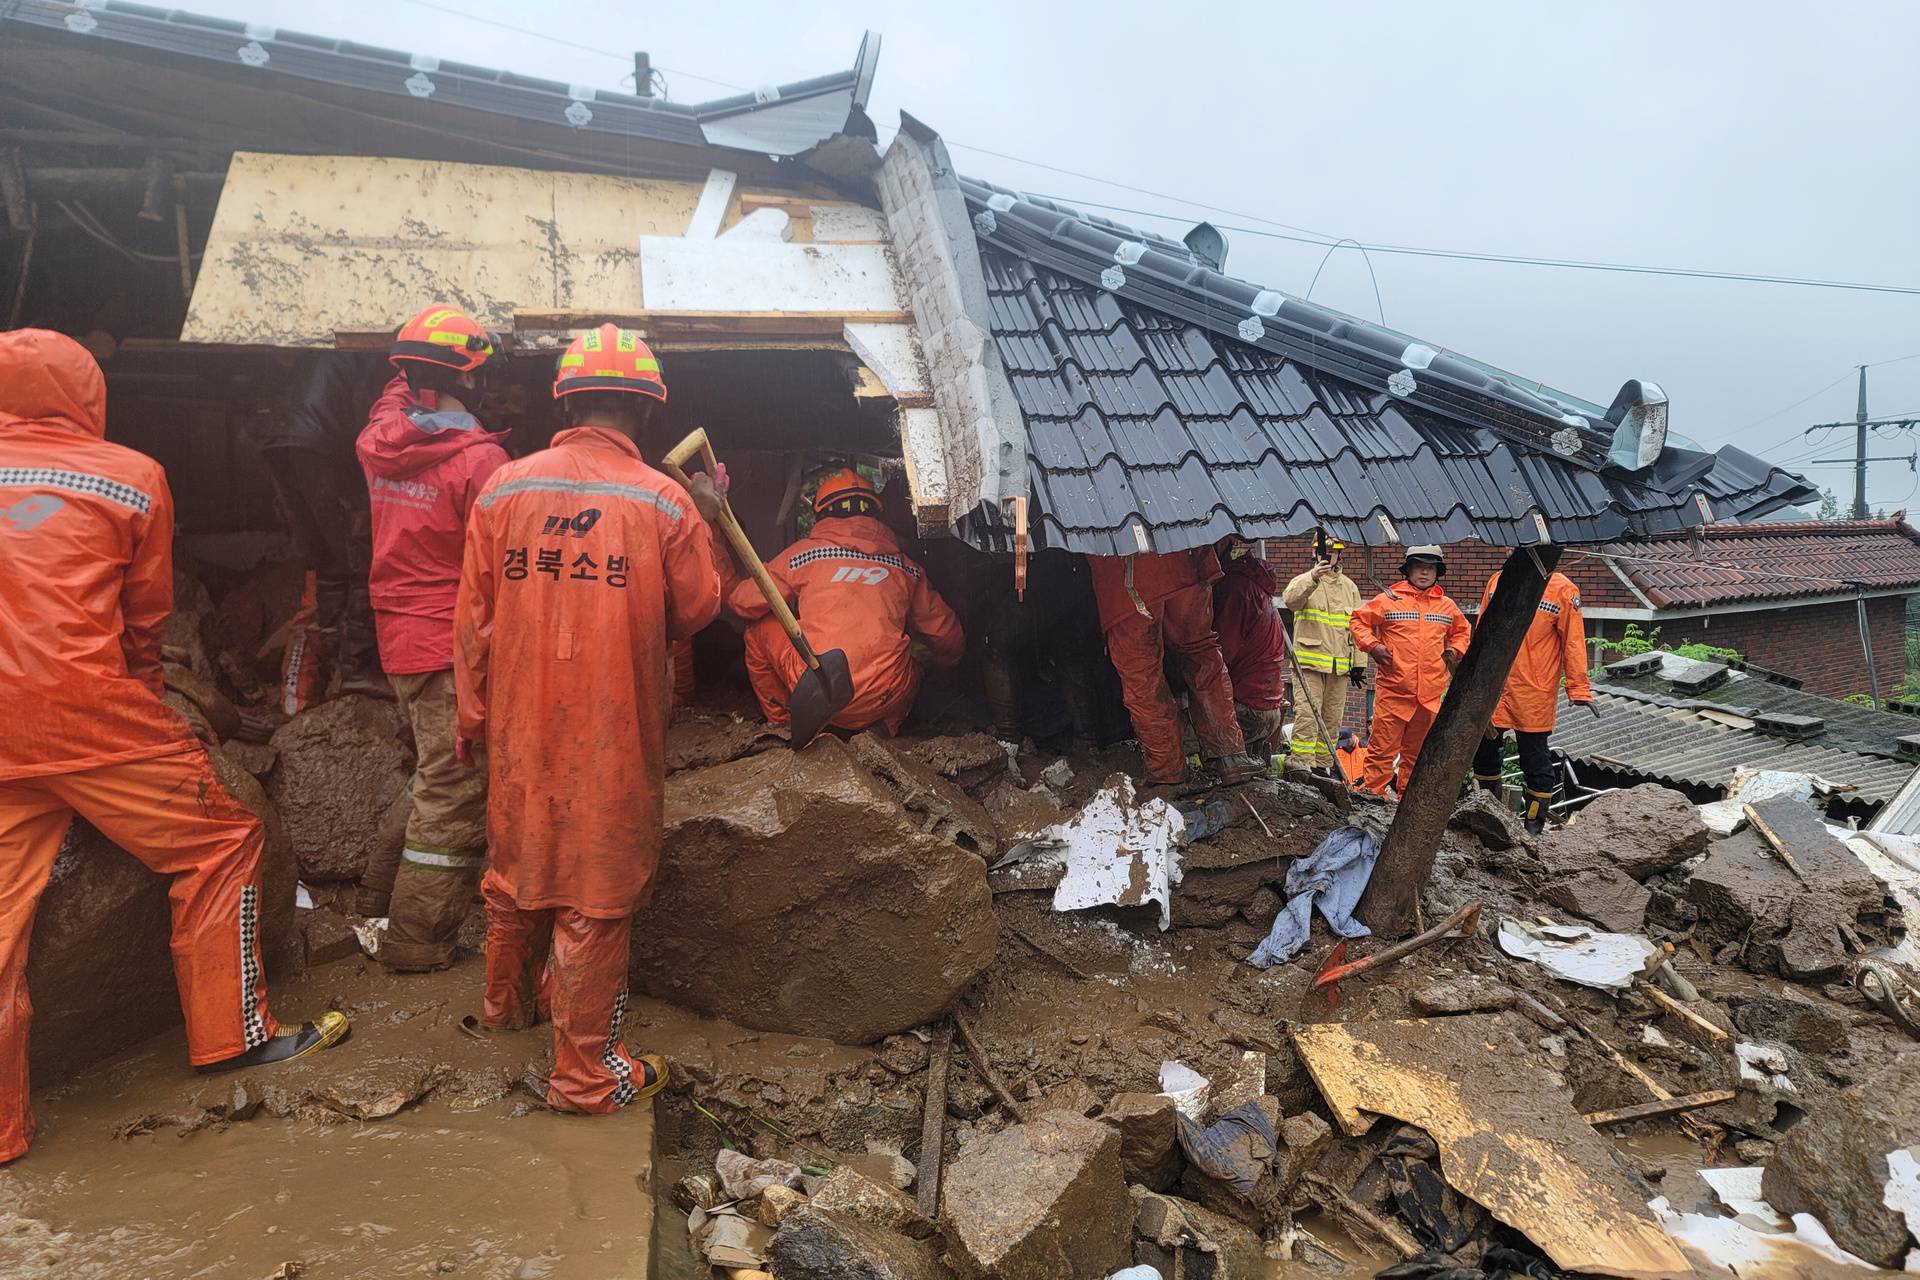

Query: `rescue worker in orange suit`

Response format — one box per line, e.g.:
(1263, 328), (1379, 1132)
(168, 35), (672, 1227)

(353, 306), (510, 963)
(732, 469), (964, 735)
(1348, 546), (1471, 797)
(1089, 548), (1266, 787)
(454, 324), (724, 1114)
(1472, 569), (1596, 834)
(0, 330), (348, 1164)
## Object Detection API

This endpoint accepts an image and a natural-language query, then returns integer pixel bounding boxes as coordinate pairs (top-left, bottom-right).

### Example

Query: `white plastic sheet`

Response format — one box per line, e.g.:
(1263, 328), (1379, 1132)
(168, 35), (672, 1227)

(1157, 1060), (1209, 1122)
(1495, 918), (1659, 989)
(1051, 777), (1185, 930)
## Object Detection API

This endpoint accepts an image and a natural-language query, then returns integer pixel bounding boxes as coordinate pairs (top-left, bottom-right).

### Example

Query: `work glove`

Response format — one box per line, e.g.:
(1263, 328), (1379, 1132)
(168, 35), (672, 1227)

(1372, 647), (1394, 671)
(1347, 667), (1366, 688)
(1443, 651), (1460, 675)
(455, 736), (476, 768)
(1573, 699), (1600, 720)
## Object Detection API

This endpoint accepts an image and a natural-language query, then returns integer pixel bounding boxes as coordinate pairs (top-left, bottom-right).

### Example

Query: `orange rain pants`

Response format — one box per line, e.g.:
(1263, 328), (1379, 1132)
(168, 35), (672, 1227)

(480, 870), (645, 1114)
(0, 746), (276, 1161)
(1349, 579), (1471, 796)
(1090, 551), (1244, 784)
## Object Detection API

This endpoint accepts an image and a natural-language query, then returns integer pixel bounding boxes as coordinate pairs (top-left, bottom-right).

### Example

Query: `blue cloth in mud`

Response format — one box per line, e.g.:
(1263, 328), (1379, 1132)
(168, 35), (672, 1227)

(1248, 824), (1381, 968)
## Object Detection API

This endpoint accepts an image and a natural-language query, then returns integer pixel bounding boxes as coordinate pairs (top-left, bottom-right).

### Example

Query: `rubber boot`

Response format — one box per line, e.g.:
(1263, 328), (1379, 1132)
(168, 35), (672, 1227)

(1473, 773), (1503, 796)
(197, 1011), (351, 1073)
(1522, 787), (1554, 836)
(1212, 752), (1266, 785)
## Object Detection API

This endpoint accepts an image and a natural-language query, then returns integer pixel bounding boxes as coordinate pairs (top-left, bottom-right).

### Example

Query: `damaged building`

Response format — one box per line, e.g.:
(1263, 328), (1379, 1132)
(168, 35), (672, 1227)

(18, 4), (1920, 1279)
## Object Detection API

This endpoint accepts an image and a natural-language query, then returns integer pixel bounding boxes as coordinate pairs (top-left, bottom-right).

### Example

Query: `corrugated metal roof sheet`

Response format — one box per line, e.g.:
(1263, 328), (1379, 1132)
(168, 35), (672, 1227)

(1551, 653), (1920, 806)
(1594, 657), (1920, 761)
(1598, 520), (1920, 608)
(956, 183), (1817, 555)
(1552, 691), (1918, 805)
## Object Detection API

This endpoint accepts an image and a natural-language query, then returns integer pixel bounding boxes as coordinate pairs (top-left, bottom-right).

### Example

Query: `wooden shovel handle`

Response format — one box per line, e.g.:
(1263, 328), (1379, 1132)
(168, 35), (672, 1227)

(661, 429), (818, 671)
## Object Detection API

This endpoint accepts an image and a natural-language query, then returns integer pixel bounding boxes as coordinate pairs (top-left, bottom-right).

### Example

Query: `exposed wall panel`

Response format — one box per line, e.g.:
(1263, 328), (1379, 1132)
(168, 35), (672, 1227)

(637, 236), (903, 313)
(184, 152), (705, 346)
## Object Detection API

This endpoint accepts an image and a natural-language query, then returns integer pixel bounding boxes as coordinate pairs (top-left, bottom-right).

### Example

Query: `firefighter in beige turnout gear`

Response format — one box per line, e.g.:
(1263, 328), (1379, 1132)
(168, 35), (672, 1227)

(1281, 538), (1366, 773)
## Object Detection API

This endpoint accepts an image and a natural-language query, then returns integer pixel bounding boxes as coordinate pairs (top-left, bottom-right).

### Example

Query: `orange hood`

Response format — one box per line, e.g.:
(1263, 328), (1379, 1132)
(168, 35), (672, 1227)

(0, 329), (106, 439)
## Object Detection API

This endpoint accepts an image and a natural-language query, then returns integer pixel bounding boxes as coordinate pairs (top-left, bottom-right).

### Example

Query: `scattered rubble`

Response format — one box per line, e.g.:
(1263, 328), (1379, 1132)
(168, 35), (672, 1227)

(767, 1206), (953, 1280)
(1763, 1054), (1920, 1267)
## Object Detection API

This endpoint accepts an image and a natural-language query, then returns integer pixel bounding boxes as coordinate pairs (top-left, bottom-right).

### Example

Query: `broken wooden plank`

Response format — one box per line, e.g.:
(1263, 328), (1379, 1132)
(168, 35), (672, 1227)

(916, 1022), (953, 1218)
(1293, 1015), (1691, 1279)
(1301, 1172), (1420, 1260)
(1635, 981), (1732, 1043)
(952, 1009), (1031, 1124)
(1583, 1090), (1736, 1128)
(1742, 801), (1813, 884)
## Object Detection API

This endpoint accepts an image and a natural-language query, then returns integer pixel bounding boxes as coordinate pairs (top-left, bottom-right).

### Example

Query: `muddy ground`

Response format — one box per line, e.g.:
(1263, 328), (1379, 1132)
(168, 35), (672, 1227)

(12, 757), (1910, 1279)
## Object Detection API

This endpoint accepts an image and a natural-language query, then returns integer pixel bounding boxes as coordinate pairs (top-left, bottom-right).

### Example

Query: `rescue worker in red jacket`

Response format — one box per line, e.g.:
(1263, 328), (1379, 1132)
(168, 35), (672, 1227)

(1212, 537), (1290, 758)
(353, 306), (511, 963)
(1090, 548), (1265, 786)
(1473, 569), (1596, 834)
(0, 330), (347, 1164)
(732, 469), (964, 735)
(455, 324), (724, 1114)
(1348, 546), (1471, 797)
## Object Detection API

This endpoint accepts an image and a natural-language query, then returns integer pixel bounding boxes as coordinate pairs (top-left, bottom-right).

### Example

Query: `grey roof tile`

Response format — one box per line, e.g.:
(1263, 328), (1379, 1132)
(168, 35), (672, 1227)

(957, 183), (1819, 557)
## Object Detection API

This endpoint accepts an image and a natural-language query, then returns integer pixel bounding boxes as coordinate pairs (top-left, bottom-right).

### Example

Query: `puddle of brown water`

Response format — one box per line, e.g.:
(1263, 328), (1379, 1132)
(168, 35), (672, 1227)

(0, 959), (658, 1280)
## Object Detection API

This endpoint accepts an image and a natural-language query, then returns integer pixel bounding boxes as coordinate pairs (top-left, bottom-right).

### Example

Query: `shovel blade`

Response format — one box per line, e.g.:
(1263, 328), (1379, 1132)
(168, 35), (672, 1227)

(787, 647), (854, 748)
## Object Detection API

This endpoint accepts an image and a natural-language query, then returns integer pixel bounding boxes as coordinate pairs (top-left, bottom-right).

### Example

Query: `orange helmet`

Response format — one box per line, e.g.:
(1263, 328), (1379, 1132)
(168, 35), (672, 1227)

(553, 323), (667, 401)
(389, 305), (499, 374)
(812, 467), (879, 517)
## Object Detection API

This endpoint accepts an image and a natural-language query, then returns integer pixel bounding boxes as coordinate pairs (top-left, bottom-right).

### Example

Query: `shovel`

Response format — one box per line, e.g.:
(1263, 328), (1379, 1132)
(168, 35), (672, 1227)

(663, 429), (854, 747)
(1312, 900), (1482, 1006)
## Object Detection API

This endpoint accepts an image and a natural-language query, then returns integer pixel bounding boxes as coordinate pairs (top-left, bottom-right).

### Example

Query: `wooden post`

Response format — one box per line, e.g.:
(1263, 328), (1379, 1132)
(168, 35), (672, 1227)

(1356, 545), (1559, 936)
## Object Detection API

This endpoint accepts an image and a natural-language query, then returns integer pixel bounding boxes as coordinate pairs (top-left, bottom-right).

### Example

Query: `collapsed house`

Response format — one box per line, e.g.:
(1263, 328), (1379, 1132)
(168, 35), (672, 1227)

(26, 5), (1920, 1279)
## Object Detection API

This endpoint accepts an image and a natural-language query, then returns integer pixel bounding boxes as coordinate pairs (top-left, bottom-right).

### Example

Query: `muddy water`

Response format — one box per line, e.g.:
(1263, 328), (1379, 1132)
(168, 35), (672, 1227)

(0, 960), (665, 1280)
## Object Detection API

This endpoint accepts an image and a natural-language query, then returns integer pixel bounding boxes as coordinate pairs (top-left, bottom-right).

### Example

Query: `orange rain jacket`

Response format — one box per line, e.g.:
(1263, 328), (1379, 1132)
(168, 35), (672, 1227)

(1349, 579), (1471, 711)
(1478, 570), (1591, 734)
(455, 427), (722, 917)
(0, 329), (199, 780)
(730, 513), (964, 732)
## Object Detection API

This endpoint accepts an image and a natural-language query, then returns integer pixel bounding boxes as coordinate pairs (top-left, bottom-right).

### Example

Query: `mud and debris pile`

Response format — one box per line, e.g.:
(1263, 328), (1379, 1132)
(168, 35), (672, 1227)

(28, 559), (1920, 1278)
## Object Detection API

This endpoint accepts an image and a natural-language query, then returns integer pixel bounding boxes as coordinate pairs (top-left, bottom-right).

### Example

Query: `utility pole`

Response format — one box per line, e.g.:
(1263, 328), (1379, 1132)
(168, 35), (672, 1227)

(1805, 366), (1917, 514)
(1854, 365), (1870, 519)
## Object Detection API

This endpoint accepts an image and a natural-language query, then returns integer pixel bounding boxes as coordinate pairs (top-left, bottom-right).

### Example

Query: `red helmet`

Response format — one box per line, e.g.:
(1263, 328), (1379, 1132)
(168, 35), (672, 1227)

(553, 323), (667, 401)
(812, 467), (879, 517)
(389, 306), (499, 374)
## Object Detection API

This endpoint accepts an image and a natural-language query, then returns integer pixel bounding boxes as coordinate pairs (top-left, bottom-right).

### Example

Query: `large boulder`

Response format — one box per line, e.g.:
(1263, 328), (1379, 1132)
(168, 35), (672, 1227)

(1543, 865), (1652, 933)
(1763, 1054), (1920, 1268)
(1546, 783), (1710, 880)
(635, 738), (997, 1043)
(1689, 824), (1886, 981)
(267, 695), (410, 882)
(941, 1112), (1135, 1280)
(26, 745), (297, 1081)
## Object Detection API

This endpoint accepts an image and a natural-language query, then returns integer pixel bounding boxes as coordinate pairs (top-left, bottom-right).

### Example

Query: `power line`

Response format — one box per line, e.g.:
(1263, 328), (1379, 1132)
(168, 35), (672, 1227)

(390, 0), (747, 93)
(1016, 190), (1920, 298)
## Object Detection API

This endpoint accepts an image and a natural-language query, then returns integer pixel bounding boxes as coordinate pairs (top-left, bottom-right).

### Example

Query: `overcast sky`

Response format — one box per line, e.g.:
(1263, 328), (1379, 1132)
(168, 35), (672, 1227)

(182, 0), (1920, 512)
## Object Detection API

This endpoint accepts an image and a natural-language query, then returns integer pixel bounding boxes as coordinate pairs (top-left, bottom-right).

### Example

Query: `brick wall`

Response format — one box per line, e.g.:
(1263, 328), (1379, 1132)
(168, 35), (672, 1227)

(1586, 596), (1910, 699)
(1258, 537), (1638, 609)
